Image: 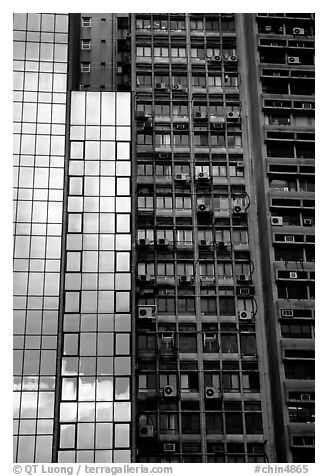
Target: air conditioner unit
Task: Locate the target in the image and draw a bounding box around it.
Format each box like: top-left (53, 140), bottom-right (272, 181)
top-left (283, 187), bottom-right (289, 191)
top-left (175, 123), bottom-right (186, 130)
top-left (197, 171), bottom-right (210, 180)
top-left (199, 239), bottom-right (209, 247)
top-left (239, 310), bottom-right (252, 320)
top-left (155, 82), bottom-right (167, 90)
top-left (174, 173), bottom-right (190, 182)
top-left (288, 56), bottom-right (300, 64)
top-left (284, 235), bottom-right (295, 243)
top-left (135, 111), bottom-right (151, 120)
top-left (237, 274), bottom-right (251, 284)
top-left (290, 272), bottom-right (298, 279)
top-left (163, 443), bottom-right (176, 452)
top-left (139, 424), bottom-right (154, 438)
top-left (205, 387), bottom-right (220, 399)
top-left (271, 216), bottom-right (283, 226)
top-left (211, 55), bottom-right (222, 62)
top-left (237, 287), bottom-right (253, 296)
top-left (265, 25), bottom-right (273, 32)
top-left (300, 393), bottom-right (311, 401)
top-left (227, 55), bottom-right (238, 62)
top-left (211, 122), bottom-right (224, 130)
top-left (157, 152), bottom-right (170, 159)
top-left (233, 205), bottom-right (245, 214)
top-left (227, 111), bottom-right (240, 120)
top-left (157, 238), bottom-right (168, 246)
top-left (293, 27), bottom-right (305, 36)
top-left (216, 241), bottom-right (229, 249)
top-left (138, 275), bottom-right (151, 282)
top-left (236, 161), bottom-right (244, 168)
top-left (303, 218), bottom-right (312, 226)
top-left (281, 309), bottom-right (294, 318)
top-left (198, 203), bottom-right (209, 212)
top-left (302, 103), bottom-right (313, 109)
top-left (193, 112), bottom-right (206, 119)
top-left (163, 385), bottom-right (177, 397)
top-left (138, 306), bottom-right (156, 319)
top-left (138, 238), bottom-right (150, 246)
top-left (173, 84), bottom-right (183, 91)
top-left (179, 275), bottom-right (193, 284)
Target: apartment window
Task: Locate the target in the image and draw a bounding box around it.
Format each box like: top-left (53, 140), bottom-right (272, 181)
top-left (192, 75), bottom-right (206, 87)
top-left (81, 17), bottom-right (91, 27)
top-left (245, 413), bottom-right (263, 434)
top-left (178, 297), bottom-right (195, 314)
top-left (284, 361), bottom-right (314, 380)
top-left (136, 46), bottom-right (151, 57)
top-left (153, 47), bottom-right (169, 57)
top-left (136, 18), bottom-right (151, 30)
top-left (155, 134), bottom-right (171, 146)
top-left (81, 40), bottom-right (90, 50)
top-left (153, 18), bottom-right (168, 31)
top-left (225, 413), bottom-right (243, 434)
top-left (137, 134), bottom-right (153, 145)
top-left (156, 196), bottom-right (173, 210)
top-left (170, 19), bottom-right (185, 31)
top-left (208, 76), bottom-right (222, 87)
top-left (206, 413), bottom-right (223, 434)
top-left (181, 414), bottom-right (200, 434)
top-left (138, 334), bottom-right (156, 351)
top-left (191, 47), bottom-right (206, 59)
top-left (200, 297), bottom-right (216, 314)
top-left (137, 75), bottom-right (152, 87)
top-left (222, 372), bottom-right (240, 392)
top-left (159, 413), bottom-right (178, 434)
top-left (195, 133), bottom-right (208, 147)
top-left (281, 323), bottom-right (312, 339)
top-left (205, 19), bottom-right (220, 31)
top-left (171, 47), bottom-right (186, 58)
top-left (179, 333), bottom-right (197, 353)
top-left (173, 134), bottom-right (189, 146)
top-left (172, 104), bottom-right (188, 116)
top-left (80, 63), bottom-right (90, 73)
top-left (190, 19), bottom-right (204, 30)
top-left (277, 283), bottom-right (308, 299)
top-left (221, 334), bottom-right (238, 353)
top-left (175, 196), bottom-right (191, 210)
top-left (137, 164), bottom-right (153, 176)
top-left (137, 196), bottom-right (153, 210)
top-left (206, 47), bottom-right (221, 57)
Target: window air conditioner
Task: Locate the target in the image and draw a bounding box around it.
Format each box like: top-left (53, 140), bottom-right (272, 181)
top-left (138, 306), bottom-right (156, 319)
top-left (233, 205), bottom-right (245, 214)
top-left (138, 238), bottom-right (150, 246)
top-left (197, 171), bottom-right (210, 180)
top-left (179, 275), bottom-right (193, 284)
top-left (198, 203), bottom-right (209, 212)
top-left (239, 310), bottom-right (252, 320)
top-left (288, 56), bottom-right (301, 64)
top-left (205, 387), bottom-right (220, 399)
top-left (199, 239), bottom-right (209, 247)
top-left (211, 55), bottom-right (222, 62)
top-left (138, 275), bottom-right (151, 282)
top-left (163, 385), bottom-right (177, 397)
top-left (236, 161), bottom-right (244, 168)
top-left (284, 235), bottom-right (295, 242)
top-left (155, 82), bottom-right (167, 90)
top-left (194, 112), bottom-right (206, 119)
top-left (271, 216), bottom-right (283, 226)
top-left (227, 55), bottom-right (238, 62)
top-left (289, 272), bottom-right (298, 279)
top-left (173, 84), bottom-right (183, 91)
top-left (157, 238), bottom-right (168, 246)
top-left (237, 274), bottom-right (251, 283)
top-left (163, 443), bottom-right (176, 452)
top-left (139, 424), bottom-right (155, 438)
top-left (175, 123), bottom-right (186, 130)
top-left (293, 27), bottom-right (305, 36)
top-left (300, 393), bottom-right (311, 401)
top-left (227, 111), bottom-right (240, 120)
top-left (281, 309), bottom-right (294, 318)
top-left (303, 218), bottom-right (312, 226)
top-left (237, 287), bottom-right (253, 296)
top-left (174, 173), bottom-right (190, 182)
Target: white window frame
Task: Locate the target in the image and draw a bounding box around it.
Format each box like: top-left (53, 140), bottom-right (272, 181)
top-left (81, 40), bottom-right (91, 50)
top-left (81, 63), bottom-right (91, 73)
top-left (81, 17), bottom-right (91, 27)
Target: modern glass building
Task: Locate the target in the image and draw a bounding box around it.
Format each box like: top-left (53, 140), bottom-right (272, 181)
top-left (13, 13), bottom-right (315, 463)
